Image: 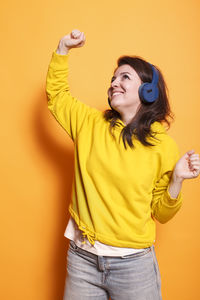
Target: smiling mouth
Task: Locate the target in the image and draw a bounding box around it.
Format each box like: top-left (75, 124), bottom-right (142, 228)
top-left (112, 92), bottom-right (124, 97)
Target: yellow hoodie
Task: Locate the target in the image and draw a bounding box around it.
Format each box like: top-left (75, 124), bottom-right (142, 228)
top-left (46, 51), bottom-right (182, 248)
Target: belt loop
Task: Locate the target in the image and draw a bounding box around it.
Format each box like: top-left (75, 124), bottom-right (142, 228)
top-left (70, 240), bottom-right (78, 249)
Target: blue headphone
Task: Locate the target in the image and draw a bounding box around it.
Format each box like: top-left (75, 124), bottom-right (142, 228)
top-left (138, 64), bottom-right (159, 104)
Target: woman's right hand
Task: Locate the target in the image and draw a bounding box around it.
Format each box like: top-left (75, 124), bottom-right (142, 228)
top-left (56, 29), bottom-right (86, 55)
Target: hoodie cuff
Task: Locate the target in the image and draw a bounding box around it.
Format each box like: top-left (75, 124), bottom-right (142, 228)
top-left (165, 185), bottom-right (182, 206)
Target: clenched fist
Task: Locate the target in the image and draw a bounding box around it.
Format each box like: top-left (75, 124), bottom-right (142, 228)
top-left (172, 150), bottom-right (200, 181)
top-left (56, 29), bottom-right (86, 55)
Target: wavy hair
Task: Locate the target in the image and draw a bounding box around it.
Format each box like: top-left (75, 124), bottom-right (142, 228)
top-left (104, 56), bottom-right (174, 149)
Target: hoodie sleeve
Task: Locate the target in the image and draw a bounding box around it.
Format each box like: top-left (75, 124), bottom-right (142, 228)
top-left (151, 136), bottom-right (183, 223)
top-left (45, 51), bottom-right (100, 141)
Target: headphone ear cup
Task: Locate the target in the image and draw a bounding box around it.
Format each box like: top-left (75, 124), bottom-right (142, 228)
top-left (138, 83), bottom-right (148, 103)
top-left (139, 82), bottom-right (159, 104)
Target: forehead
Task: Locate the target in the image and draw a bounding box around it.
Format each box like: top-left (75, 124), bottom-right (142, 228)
top-left (114, 64), bottom-right (136, 76)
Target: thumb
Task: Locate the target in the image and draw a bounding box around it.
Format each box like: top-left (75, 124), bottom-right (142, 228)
top-left (71, 29), bottom-right (82, 38)
top-left (72, 32), bottom-right (85, 46)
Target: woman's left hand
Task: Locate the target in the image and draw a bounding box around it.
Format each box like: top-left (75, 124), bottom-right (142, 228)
top-left (173, 150), bottom-right (200, 182)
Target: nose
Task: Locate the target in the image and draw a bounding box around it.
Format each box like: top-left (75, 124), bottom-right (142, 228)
top-left (111, 77), bottom-right (120, 88)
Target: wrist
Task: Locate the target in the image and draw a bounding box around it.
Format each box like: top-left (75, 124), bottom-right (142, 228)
top-left (56, 40), bottom-right (69, 55)
top-left (171, 174), bottom-right (184, 184)
top-left (168, 175), bottom-right (183, 199)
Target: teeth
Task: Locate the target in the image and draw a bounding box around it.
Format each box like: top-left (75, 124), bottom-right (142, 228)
top-left (112, 92), bottom-right (123, 96)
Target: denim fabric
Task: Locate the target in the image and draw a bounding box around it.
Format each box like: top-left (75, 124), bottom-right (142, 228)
top-left (63, 240), bottom-right (162, 300)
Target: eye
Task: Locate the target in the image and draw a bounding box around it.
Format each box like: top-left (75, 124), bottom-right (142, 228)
top-left (111, 76), bottom-right (115, 83)
top-left (122, 74), bottom-right (130, 80)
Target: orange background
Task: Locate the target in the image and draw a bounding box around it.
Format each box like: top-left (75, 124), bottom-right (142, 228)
top-left (1, 0), bottom-right (200, 299)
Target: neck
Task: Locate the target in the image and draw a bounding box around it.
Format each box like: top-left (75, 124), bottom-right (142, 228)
top-left (121, 114), bottom-right (134, 125)
top-left (120, 105), bottom-right (141, 125)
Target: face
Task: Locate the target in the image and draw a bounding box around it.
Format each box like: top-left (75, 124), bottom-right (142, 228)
top-left (107, 64), bottom-right (142, 117)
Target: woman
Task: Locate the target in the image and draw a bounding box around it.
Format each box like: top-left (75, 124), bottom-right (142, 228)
top-left (46, 29), bottom-right (200, 300)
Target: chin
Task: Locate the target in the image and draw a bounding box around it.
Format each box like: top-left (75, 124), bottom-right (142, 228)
top-left (110, 99), bottom-right (123, 110)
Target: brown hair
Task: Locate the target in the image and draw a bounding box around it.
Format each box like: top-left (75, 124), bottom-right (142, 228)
top-left (104, 55), bottom-right (173, 149)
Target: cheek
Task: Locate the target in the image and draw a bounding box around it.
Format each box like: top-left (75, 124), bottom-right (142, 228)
top-left (131, 83), bottom-right (141, 96)
top-left (125, 89), bottom-right (141, 104)
top-left (127, 85), bottom-right (140, 98)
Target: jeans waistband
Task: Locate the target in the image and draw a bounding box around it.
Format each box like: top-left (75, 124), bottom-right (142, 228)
top-left (69, 240), bottom-right (153, 259)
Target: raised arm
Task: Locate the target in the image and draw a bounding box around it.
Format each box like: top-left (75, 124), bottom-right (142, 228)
top-left (46, 30), bottom-right (99, 141)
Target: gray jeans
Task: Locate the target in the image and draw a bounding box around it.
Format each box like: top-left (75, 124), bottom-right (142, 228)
top-left (63, 240), bottom-right (162, 300)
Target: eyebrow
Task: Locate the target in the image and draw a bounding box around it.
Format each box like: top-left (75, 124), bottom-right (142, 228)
top-left (119, 72), bottom-right (131, 75)
top-left (111, 72), bottom-right (132, 80)
top-left (113, 72), bottom-right (132, 77)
